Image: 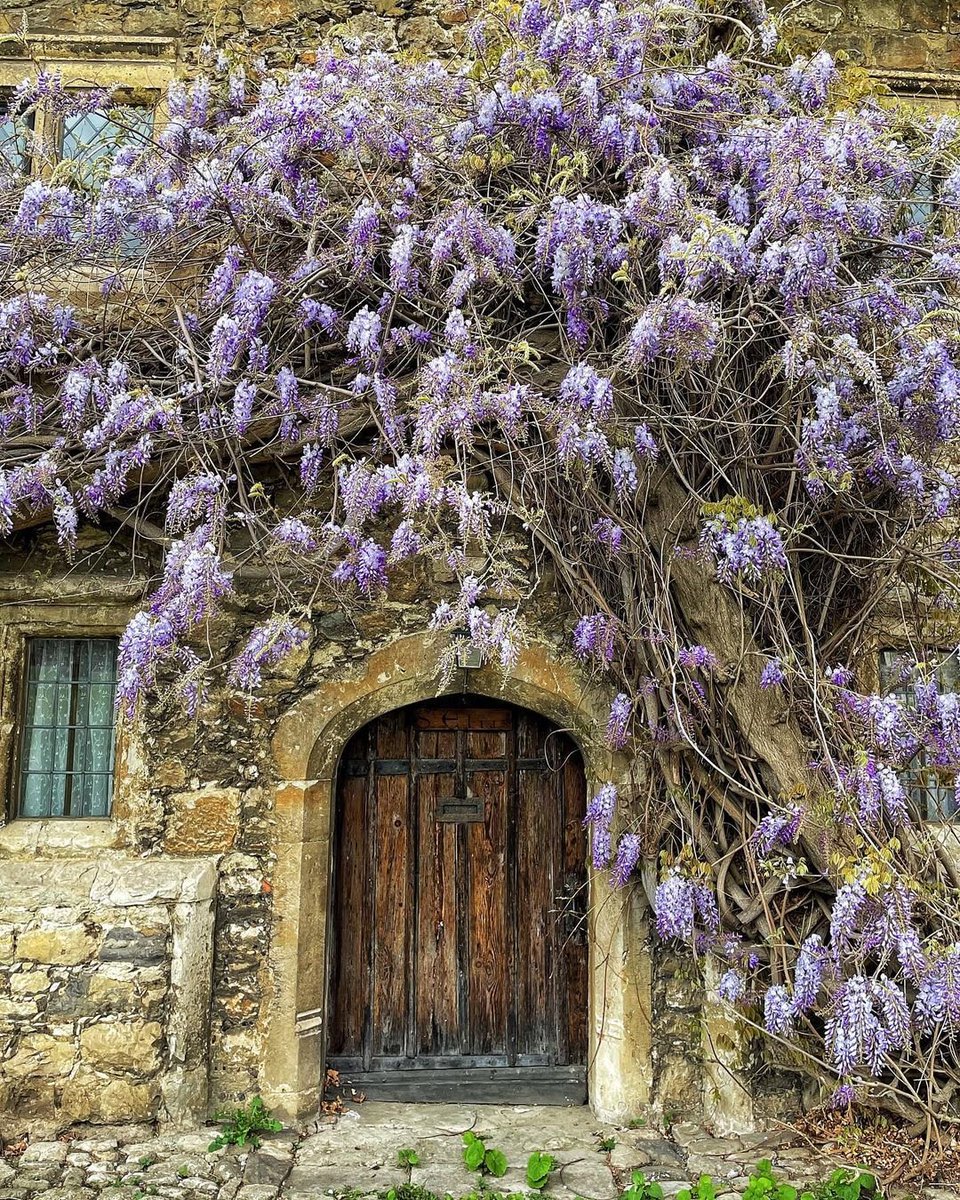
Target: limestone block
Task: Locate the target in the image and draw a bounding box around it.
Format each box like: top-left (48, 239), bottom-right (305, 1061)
top-left (10, 969), bottom-right (51, 995)
top-left (18, 926), bottom-right (98, 966)
top-left (21, 1143), bottom-right (68, 1167)
top-left (3, 1033), bottom-right (76, 1078)
top-left (99, 927), bottom-right (168, 964)
top-left (0, 926), bottom-right (14, 964)
top-left (0, 996), bottom-right (39, 1020)
top-left (59, 1072), bottom-right (156, 1123)
top-left (79, 1020), bottom-right (163, 1074)
top-left (87, 973), bottom-right (139, 1011)
top-left (164, 787), bottom-right (240, 855)
top-left (152, 759), bottom-right (188, 789)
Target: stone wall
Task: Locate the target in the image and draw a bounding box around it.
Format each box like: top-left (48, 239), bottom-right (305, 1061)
top-left (0, 857), bottom-right (215, 1132)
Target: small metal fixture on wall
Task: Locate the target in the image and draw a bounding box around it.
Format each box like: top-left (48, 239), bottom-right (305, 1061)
top-left (456, 644), bottom-right (484, 669)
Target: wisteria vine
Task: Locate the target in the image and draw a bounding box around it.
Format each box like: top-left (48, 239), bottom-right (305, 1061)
top-left (3, 0), bottom-right (960, 1149)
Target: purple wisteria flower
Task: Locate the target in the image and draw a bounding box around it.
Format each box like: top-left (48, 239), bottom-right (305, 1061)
top-left (611, 832), bottom-right (642, 886)
top-left (760, 658), bottom-right (786, 689)
top-left (825, 974), bottom-right (910, 1075)
top-left (717, 969), bottom-right (747, 1004)
top-left (605, 692), bottom-right (632, 748)
top-left (700, 506), bottom-right (787, 586)
top-left (677, 644), bottom-right (719, 671)
top-left (763, 985), bottom-right (795, 1037)
top-left (654, 871), bottom-right (719, 941)
top-left (583, 782), bottom-right (618, 869)
top-left (229, 617), bottom-right (309, 690)
top-left (792, 934), bottom-right (827, 1013)
top-left (752, 804), bottom-right (803, 856)
top-left (573, 614), bottom-right (616, 664)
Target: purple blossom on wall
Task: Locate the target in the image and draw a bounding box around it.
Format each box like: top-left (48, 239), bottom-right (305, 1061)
top-left (760, 658), bottom-right (786, 689)
top-left (700, 506), bottom-right (787, 586)
top-left (764, 985), bottom-right (795, 1037)
top-left (612, 832), bottom-right (642, 886)
top-left (229, 617), bottom-right (309, 691)
top-left (573, 613), bottom-right (616, 664)
top-left (677, 644), bottom-right (718, 671)
top-left (605, 692), bottom-right (632, 748)
top-left (655, 872), bottom-right (719, 941)
top-left (752, 804), bottom-right (803, 856)
top-left (717, 969), bottom-right (746, 1004)
top-left (825, 974), bottom-right (910, 1075)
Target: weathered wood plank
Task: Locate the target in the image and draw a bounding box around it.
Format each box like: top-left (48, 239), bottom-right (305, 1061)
top-left (465, 722), bottom-right (509, 1056)
top-left (371, 713), bottom-right (411, 1058)
top-left (415, 767), bottom-right (460, 1056)
top-left (327, 731), bottom-right (369, 1058)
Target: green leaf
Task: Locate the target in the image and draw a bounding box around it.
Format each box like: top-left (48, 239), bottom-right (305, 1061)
top-left (484, 1149), bottom-right (508, 1178)
top-left (464, 1142), bottom-right (485, 1172)
top-left (525, 1151), bottom-right (556, 1187)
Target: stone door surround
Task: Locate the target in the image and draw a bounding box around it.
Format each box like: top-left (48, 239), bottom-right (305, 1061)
top-left (265, 631), bottom-right (655, 1125)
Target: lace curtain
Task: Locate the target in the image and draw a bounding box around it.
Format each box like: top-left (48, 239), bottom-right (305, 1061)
top-left (19, 638), bottom-right (118, 818)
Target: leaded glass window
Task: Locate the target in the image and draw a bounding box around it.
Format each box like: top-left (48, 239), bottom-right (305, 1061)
top-left (880, 648), bottom-right (960, 821)
top-left (0, 104), bottom-right (30, 175)
top-left (60, 105), bottom-right (153, 187)
top-left (17, 638), bottom-right (118, 818)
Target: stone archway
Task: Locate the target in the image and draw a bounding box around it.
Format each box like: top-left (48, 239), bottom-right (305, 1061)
top-left (262, 631), bottom-right (654, 1124)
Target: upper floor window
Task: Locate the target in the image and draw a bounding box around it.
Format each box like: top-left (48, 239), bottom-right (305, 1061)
top-left (880, 647), bottom-right (959, 821)
top-left (57, 100), bottom-right (155, 188)
top-left (17, 637), bottom-right (118, 819)
top-left (0, 98), bottom-right (30, 175)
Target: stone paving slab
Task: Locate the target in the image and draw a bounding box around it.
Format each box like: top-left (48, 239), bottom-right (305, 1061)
top-left (0, 1104), bottom-right (949, 1200)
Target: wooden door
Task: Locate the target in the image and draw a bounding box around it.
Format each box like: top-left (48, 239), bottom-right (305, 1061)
top-left (326, 698), bottom-right (589, 1103)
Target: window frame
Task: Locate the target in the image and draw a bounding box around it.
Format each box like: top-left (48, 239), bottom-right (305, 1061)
top-left (0, 42), bottom-right (175, 170)
top-left (0, 39), bottom-right (178, 300)
top-left (0, 602), bottom-right (134, 837)
top-left (877, 645), bottom-right (960, 823)
top-left (12, 634), bottom-right (120, 820)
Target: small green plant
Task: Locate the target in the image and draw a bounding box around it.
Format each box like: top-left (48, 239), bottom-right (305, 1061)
top-left (137, 1155), bottom-right (156, 1169)
top-left (621, 1171), bottom-right (664, 1200)
top-left (677, 1175), bottom-right (717, 1200)
top-left (462, 1132), bottom-right (508, 1178)
top-left (525, 1152), bottom-right (556, 1191)
top-left (397, 1149), bottom-right (421, 1169)
top-left (596, 1136), bottom-right (616, 1153)
top-left (740, 1160), bottom-right (796, 1200)
top-left (383, 1185), bottom-right (435, 1200)
top-left (176, 1166), bottom-right (191, 1179)
top-left (208, 1095), bottom-right (283, 1151)
top-left (802, 1167), bottom-right (879, 1200)
top-left (627, 1117), bottom-right (646, 1130)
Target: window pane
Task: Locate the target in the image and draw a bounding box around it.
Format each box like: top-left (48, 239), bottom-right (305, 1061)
top-left (18, 638), bottom-right (118, 818)
top-left (62, 106), bottom-right (153, 185)
top-left (0, 108), bottom-right (29, 175)
top-left (880, 648), bottom-right (959, 820)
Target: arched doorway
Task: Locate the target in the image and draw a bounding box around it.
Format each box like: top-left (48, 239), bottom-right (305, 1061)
top-left (325, 695), bottom-right (589, 1103)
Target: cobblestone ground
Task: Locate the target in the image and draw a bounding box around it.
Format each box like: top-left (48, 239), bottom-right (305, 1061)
top-left (0, 1105), bottom-right (951, 1200)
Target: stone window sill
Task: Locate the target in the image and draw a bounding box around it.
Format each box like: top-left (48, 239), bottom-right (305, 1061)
top-left (0, 817), bottom-right (120, 856)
